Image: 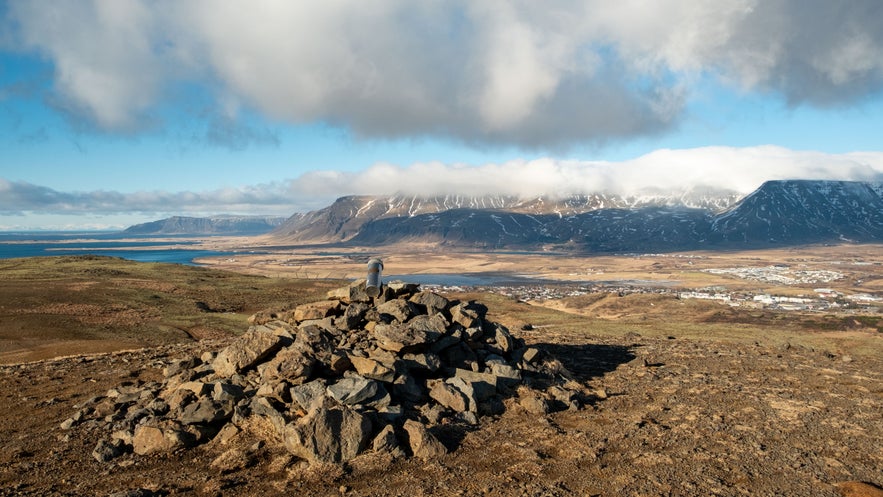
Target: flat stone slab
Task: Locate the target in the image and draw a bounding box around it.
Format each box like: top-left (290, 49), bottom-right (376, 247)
top-left (212, 326), bottom-right (287, 377)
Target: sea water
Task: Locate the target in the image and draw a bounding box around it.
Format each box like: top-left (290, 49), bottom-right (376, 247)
top-left (0, 232), bottom-right (242, 266)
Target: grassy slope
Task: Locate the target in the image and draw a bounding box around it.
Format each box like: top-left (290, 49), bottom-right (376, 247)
top-left (0, 255), bottom-right (341, 362)
top-left (456, 291), bottom-right (881, 359)
top-left (0, 255), bottom-right (878, 364)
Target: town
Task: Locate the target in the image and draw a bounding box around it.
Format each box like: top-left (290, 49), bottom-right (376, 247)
top-left (421, 262), bottom-right (882, 315)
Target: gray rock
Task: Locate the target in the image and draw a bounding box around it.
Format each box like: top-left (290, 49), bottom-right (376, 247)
top-left (457, 411), bottom-right (479, 425)
top-left (372, 424), bottom-right (400, 453)
top-left (283, 403), bottom-right (372, 463)
top-left (392, 373), bottom-right (426, 403)
top-left (123, 407), bottom-right (151, 425)
top-left (292, 300), bottom-right (341, 322)
top-left (132, 422), bottom-right (195, 455)
top-left (493, 324), bottom-right (515, 354)
top-left (521, 347), bottom-right (542, 364)
top-left (421, 403), bottom-right (447, 425)
top-left (375, 299), bottom-right (419, 323)
top-left (328, 350), bottom-right (352, 375)
top-left (450, 301), bottom-right (486, 328)
top-left (290, 380), bottom-right (327, 411)
top-left (92, 438), bottom-right (127, 462)
top-left (163, 357), bottom-right (200, 378)
top-left (376, 403), bottom-right (403, 421)
top-left (212, 326), bottom-right (287, 377)
top-left (295, 324), bottom-right (336, 366)
top-left (164, 389), bottom-right (197, 414)
top-left (464, 326), bottom-right (484, 341)
top-left (401, 352), bottom-right (441, 372)
top-left (327, 376), bottom-right (380, 405)
top-left (258, 346), bottom-right (315, 385)
top-left (341, 302), bottom-right (369, 330)
top-left (403, 419), bottom-right (447, 460)
top-left (406, 314), bottom-right (448, 342)
top-left (248, 397), bottom-right (288, 437)
top-left (111, 429), bottom-right (134, 446)
top-left (255, 381), bottom-right (289, 401)
top-left (179, 397), bottom-right (235, 425)
top-left (429, 381), bottom-right (469, 413)
top-left (445, 377), bottom-right (478, 413)
top-left (372, 323), bottom-right (428, 353)
top-left (350, 356), bottom-right (396, 383)
top-left (429, 333), bottom-right (460, 354)
top-left (297, 317), bottom-right (337, 333)
top-left (490, 363), bottom-right (522, 387)
top-left (409, 291), bottom-right (450, 316)
top-left (213, 382), bottom-right (245, 404)
top-left (519, 395), bottom-right (550, 415)
top-left (439, 342), bottom-right (478, 369)
top-left (326, 281), bottom-right (372, 304)
top-left (453, 369), bottom-right (498, 400)
top-left (176, 381), bottom-right (211, 397)
top-left (386, 281), bottom-right (420, 297)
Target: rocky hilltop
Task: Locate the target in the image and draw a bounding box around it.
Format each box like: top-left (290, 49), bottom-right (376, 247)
top-left (3, 298), bottom-right (880, 496)
top-left (268, 180), bottom-right (883, 251)
top-left (65, 280), bottom-right (583, 467)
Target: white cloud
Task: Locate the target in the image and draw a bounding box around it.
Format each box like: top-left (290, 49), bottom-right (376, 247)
top-left (289, 146), bottom-right (883, 199)
top-left (6, 0), bottom-right (882, 147)
top-left (3, 147), bottom-right (883, 224)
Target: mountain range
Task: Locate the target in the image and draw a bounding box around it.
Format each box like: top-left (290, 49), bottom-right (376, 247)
top-left (123, 215), bottom-right (286, 235)
top-left (266, 180), bottom-right (883, 251)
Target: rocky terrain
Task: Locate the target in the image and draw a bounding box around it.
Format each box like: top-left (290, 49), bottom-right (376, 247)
top-left (66, 280), bottom-right (581, 469)
top-left (1, 282), bottom-right (881, 496)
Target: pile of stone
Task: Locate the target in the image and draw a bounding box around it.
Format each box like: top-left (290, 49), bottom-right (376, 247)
top-left (67, 281), bottom-right (585, 465)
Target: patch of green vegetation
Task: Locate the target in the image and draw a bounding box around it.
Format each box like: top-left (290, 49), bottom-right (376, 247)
top-left (844, 315), bottom-right (882, 332)
top-left (0, 256), bottom-right (342, 348)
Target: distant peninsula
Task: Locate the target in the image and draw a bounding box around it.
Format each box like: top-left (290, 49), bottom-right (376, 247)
top-left (123, 215), bottom-right (286, 235)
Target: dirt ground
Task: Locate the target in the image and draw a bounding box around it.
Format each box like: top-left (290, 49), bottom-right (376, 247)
top-left (0, 324), bottom-right (880, 496)
top-left (0, 250), bottom-right (881, 496)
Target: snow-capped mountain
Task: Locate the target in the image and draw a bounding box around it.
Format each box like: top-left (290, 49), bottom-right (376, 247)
top-left (268, 181), bottom-right (883, 251)
top-left (711, 180), bottom-right (883, 244)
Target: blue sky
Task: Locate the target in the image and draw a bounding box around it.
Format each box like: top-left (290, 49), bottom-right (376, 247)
top-left (2, 1), bottom-right (883, 230)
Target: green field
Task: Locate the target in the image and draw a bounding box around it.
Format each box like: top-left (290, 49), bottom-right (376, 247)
top-left (0, 255), bottom-right (341, 362)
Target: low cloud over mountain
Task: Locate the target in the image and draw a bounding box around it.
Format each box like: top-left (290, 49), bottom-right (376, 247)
top-left (2, 147), bottom-right (882, 226)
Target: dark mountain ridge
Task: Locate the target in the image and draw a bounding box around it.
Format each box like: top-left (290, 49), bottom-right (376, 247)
top-left (270, 180), bottom-right (883, 251)
top-left (123, 215), bottom-right (286, 235)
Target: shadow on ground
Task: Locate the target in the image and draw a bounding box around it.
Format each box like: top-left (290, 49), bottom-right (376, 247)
top-left (534, 342), bottom-right (637, 382)
top-left (432, 343), bottom-right (636, 452)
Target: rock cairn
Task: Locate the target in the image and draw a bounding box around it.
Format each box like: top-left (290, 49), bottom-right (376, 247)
top-left (68, 281), bottom-right (585, 465)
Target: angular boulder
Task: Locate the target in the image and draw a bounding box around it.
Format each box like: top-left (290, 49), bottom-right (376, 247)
top-left (283, 403), bottom-right (372, 463)
top-left (212, 325), bottom-right (287, 377)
